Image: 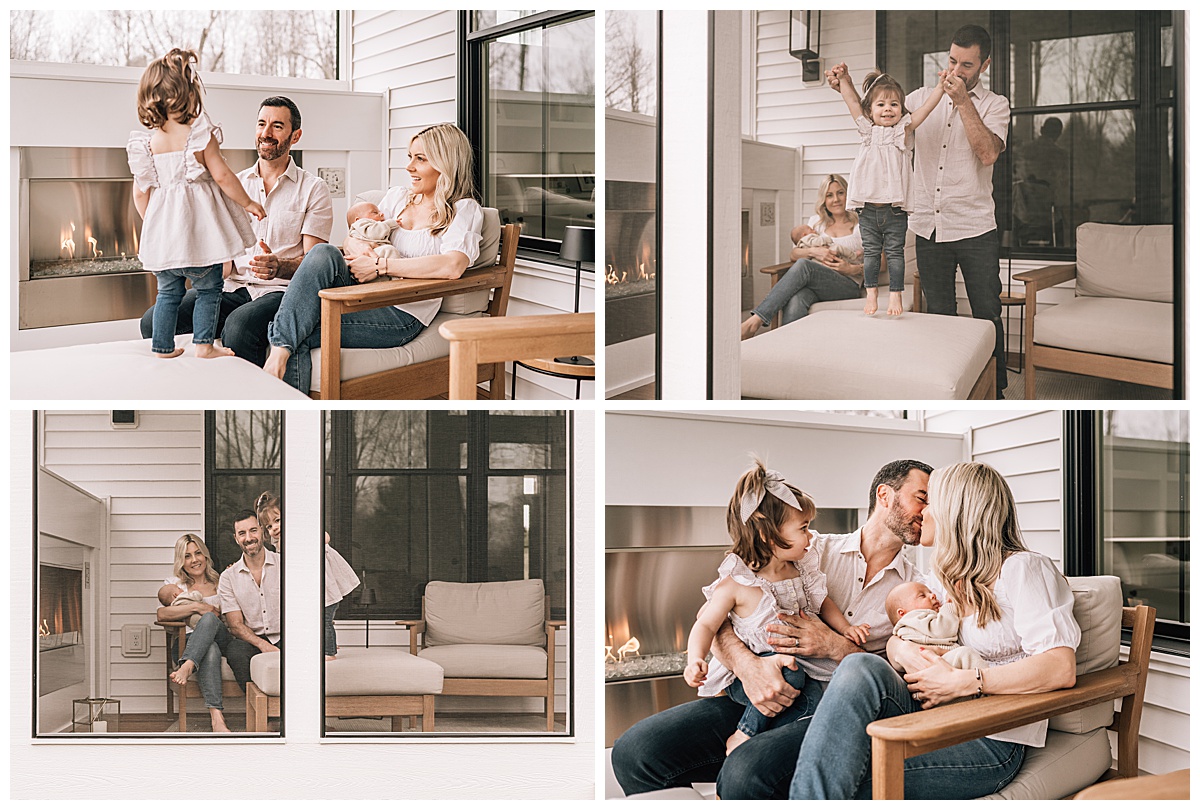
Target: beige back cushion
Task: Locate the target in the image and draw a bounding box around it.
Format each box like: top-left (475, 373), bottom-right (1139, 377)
top-left (424, 579), bottom-right (545, 647)
top-left (352, 190), bottom-right (502, 314)
top-left (1075, 223), bottom-right (1173, 303)
top-left (1047, 575), bottom-right (1122, 734)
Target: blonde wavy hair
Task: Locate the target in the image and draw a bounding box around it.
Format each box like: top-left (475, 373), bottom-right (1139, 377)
top-left (814, 174), bottom-right (859, 230)
top-left (725, 456), bottom-right (817, 572)
top-left (929, 462), bottom-right (1029, 627)
top-left (172, 533), bottom-right (220, 588)
top-left (137, 48), bottom-right (205, 129)
top-left (410, 123), bottom-right (479, 237)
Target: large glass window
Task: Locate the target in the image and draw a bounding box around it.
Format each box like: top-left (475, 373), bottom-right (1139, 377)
top-left (205, 411), bottom-right (283, 570)
top-left (464, 11), bottom-right (595, 254)
top-left (10, 10), bottom-right (339, 79)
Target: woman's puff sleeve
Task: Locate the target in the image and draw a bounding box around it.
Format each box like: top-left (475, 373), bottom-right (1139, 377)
top-left (1008, 552), bottom-right (1081, 657)
top-left (440, 198), bottom-right (484, 266)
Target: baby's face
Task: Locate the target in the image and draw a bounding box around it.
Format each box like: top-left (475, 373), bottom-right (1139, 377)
top-left (900, 584), bottom-right (941, 614)
top-left (357, 204), bottom-right (385, 222)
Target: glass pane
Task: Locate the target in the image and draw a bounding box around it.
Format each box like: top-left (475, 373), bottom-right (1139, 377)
top-left (351, 411), bottom-right (430, 470)
top-left (1009, 12), bottom-right (1135, 106)
top-left (487, 474), bottom-right (567, 615)
top-left (484, 15), bottom-right (595, 242)
top-left (605, 10), bottom-right (657, 115)
top-left (212, 410), bottom-right (282, 469)
top-left (489, 411), bottom-right (566, 469)
top-left (210, 472), bottom-right (281, 568)
top-left (472, 10), bottom-right (545, 32)
top-left (10, 10), bottom-right (338, 80)
top-left (883, 11), bottom-right (989, 100)
top-left (1100, 411), bottom-right (1189, 627)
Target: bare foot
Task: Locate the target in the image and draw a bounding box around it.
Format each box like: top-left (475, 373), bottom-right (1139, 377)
top-left (155, 348), bottom-right (185, 359)
top-left (210, 709), bottom-right (231, 733)
top-left (325, 654), bottom-right (337, 661)
top-left (887, 291), bottom-right (904, 316)
top-left (726, 729), bottom-right (750, 755)
top-left (196, 344), bottom-right (235, 359)
top-left (741, 316), bottom-right (763, 341)
top-left (864, 288), bottom-right (879, 316)
top-left (263, 346), bottom-right (291, 380)
top-left (171, 659), bottom-right (195, 686)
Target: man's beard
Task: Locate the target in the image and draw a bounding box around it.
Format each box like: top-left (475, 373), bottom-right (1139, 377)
top-left (258, 139), bottom-right (288, 161)
top-left (885, 504), bottom-right (921, 546)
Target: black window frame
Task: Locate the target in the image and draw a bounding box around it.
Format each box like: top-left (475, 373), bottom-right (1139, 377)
top-left (458, 10), bottom-right (597, 261)
top-left (203, 411), bottom-right (285, 572)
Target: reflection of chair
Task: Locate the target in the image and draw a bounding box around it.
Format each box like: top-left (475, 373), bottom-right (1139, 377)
top-left (156, 619), bottom-right (241, 732)
top-left (440, 312), bottom-right (595, 400)
top-left (313, 194), bottom-right (520, 399)
top-left (1015, 223), bottom-right (1173, 399)
top-left (397, 579), bottom-right (564, 731)
top-left (869, 577), bottom-right (1155, 799)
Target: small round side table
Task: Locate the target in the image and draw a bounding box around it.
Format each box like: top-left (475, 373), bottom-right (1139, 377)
top-left (512, 357), bottom-right (595, 400)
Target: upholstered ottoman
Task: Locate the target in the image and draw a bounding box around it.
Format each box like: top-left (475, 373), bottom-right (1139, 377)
top-left (741, 310), bottom-right (996, 400)
top-left (246, 648), bottom-right (445, 732)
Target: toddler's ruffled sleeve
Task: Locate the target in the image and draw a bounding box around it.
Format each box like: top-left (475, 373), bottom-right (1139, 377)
top-left (795, 550), bottom-right (829, 614)
top-left (126, 131), bottom-right (158, 192)
top-left (701, 553), bottom-right (761, 601)
top-left (439, 199), bottom-right (484, 266)
top-left (855, 115), bottom-right (874, 143)
top-left (184, 111), bottom-right (220, 182)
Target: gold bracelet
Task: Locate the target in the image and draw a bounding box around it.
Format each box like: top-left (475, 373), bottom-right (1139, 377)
top-left (974, 667), bottom-right (985, 698)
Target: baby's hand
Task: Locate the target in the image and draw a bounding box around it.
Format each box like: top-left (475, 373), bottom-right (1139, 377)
top-left (683, 659), bottom-right (708, 688)
top-left (843, 624), bottom-right (871, 645)
top-left (246, 201), bottom-right (267, 221)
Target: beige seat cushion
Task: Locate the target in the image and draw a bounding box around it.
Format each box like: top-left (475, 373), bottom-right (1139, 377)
top-left (326, 647), bottom-right (444, 695)
top-left (419, 644), bottom-right (548, 679)
top-left (741, 310), bottom-right (993, 399)
top-left (982, 726), bottom-right (1113, 800)
top-left (249, 651), bottom-right (282, 696)
top-left (425, 579), bottom-right (546, 647)
top-left (1075, 222), bottom-right (1172, 302)
top-left (1033, 297), bottom-right (1171, 364)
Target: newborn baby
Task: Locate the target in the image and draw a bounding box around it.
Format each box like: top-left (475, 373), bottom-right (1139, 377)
top-left (346, 201), bottom-right (401, 259)
top-left (885, 581), bottom-right (987, 674)
top-left (796, 231), bottom-right (860, 263)
top-left (170, 590), bottom-right (208, 629)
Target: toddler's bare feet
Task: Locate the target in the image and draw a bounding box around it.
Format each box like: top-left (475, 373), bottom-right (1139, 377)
top-left (196, 344), bottom-right (235, 359)
top-left (741, 316), bottom-right (763, 341)
top-left (325, 654), bottom-right (337, 661)
top-left (156, 348), bottom-right (185, 359)
top-left (887, 291), bottom-right (904, 316)
top-left (171, 660), bottom-right (195, 686)
top-left (864, 288), bottom-right (879, 316)
top-left (263, 346), bottom-right (290, 380)
top-left (726, 729), bottom-right (750, 755)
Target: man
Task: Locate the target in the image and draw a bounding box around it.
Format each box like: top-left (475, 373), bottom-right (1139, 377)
top-left (140, 96), bottom-right (334, 366)
top-left (612, 460), bottom-right (933, 799)
top-left (833, 25), bottom-right (1010, 397)
top-left (217, 509), bottom-right (282, 693)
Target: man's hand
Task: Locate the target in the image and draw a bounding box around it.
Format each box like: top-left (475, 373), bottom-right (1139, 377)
top-left (258, 641), bottom-right (281, 654)
top-left (249, 241), bottom-right (280, 280)
top-left (767, 610), bottom-right (859, 660)
top-left (737, 652), bottom-right (801, 717)
top-left (943, 72), bottom-right (970, 106)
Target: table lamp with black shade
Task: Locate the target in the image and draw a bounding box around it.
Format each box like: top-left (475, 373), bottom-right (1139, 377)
top-left (355, 576), bottom-right (378, 649)
top-left (557, 225), bottom-right (595, 366)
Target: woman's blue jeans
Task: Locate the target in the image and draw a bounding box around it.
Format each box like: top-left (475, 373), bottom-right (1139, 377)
top-left (750, 258), bottom-right (863, 327)
top-left (179, 611), bottom-right (232, 710)
top-left (266, 244), bottom-right (425, 392)
top-left (789, 653), bottom-right (1024, 799)
top-left (151, 263), bottom-right (224, 353)
top-left (858, 205), bottom-right (908, 292)
top-left (324, 601), bottom-right (340, 657)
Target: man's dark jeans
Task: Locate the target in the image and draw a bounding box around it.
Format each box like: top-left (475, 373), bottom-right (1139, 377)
top-left (226, 634), bottom-right (282, 693)
top-left (915, 230), bottom-right (1007, 394)
top-left (139, 287), bottom-right (283, 367)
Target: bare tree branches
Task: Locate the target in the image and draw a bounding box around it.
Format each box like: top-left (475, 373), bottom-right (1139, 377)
top-left (605, 11), bottom-right (655, 115)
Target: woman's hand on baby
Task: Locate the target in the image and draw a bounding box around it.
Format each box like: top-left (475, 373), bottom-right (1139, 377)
top-left (903, 648), bottom-right (972, 708)
top-left (245, 201), bottom-right (266, 221)
top-left (347, 253), bottom-right (386, 283)
top-left (683, 659), bottom-right (708, 688)
top-left (842, 623), bottom-right (871, 645)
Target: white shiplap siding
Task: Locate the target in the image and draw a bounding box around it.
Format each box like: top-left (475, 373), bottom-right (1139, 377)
top-left (42, 410), bottom-right (206, 714)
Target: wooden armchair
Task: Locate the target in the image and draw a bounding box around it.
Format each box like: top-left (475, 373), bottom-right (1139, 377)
top-left (155, 619), bottom-right (241, 732)
top-left (440, 312), bottom-right (595, 399)
top-left (314, 211), bottom-right (520, 399)
top-left (868, 598), bottom-right (1156, 800)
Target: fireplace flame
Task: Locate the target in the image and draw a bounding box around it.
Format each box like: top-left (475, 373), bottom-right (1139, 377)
top-left (616, 636), bottom-right (641, 662)
top-left (60, 221), bottom-right (77, 260)
top-left (38, 619), bottom-right (50, 637)
top-left (87, 236), bottom-right (101, 259)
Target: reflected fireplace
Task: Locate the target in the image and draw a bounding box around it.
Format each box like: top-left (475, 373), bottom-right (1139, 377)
top-left (38, 564), bottom-right (85, 697)
top-left (605, 179), bottom-right (656, 346)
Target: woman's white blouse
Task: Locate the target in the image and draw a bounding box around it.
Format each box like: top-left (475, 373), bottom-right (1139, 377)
top-left (956, 551), bottom-right (1081, 747)
top-left (376, 187), bottom-right (484, 325)
top-left (162, 576), bottom-right (220, 635)
top-left (807, 214), bottom-right (864, 260)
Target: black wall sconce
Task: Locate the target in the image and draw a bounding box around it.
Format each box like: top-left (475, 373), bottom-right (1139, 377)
top-left (789, 11), bottom-right (822, 83)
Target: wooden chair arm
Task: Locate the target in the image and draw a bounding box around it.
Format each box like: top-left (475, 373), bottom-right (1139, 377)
top-left (395, 619), bottom-right (426, 656)
top-left (868, 664), bottom-right (1140, 799)
top-left (759, 261), bottom-right (793, 283)
top-left (154, 620), bottom-right (188, 629)
top-left (1013, 262), bottom-right (1077, 292)
top-left (547, 619), bottom-right (567, 628)
top-left (318, 265), bottom-right (505, 315)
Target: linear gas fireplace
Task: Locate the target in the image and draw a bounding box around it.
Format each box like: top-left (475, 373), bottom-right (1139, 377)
top-left (38, 564), bottom-right (85, 697)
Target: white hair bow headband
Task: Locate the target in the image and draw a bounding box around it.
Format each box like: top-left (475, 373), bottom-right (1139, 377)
top-left (740, 468), bottom-right (803, 524)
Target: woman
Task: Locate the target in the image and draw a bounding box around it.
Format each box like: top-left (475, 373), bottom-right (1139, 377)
top-left (156, 533), bottom-right (233, 733)
top-left (788, 462), bottom-right (1079, 799)
top-left (263, 123), bottom-right (484, 391)
top-left (740, 174), bottom-right (865, 340)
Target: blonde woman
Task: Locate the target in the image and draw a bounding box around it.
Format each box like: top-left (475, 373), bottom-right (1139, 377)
top-left (741, 174), bottom-right (865, 339)
top-left (263, 122), bottom-right (484, 391)
top-left (789, 462), bottom-right (1079, 799)
top-left (155, 533), bottom-right (233, 733)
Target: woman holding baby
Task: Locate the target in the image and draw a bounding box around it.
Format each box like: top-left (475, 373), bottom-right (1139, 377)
top-left (787, 462), bottom-right (1079, 799)
top-left (740, 173), bottom-right (866, 340)
top-left (155, 533), bottom-right (232, 733)
top-left (262, 122), bottom-right (484, 392)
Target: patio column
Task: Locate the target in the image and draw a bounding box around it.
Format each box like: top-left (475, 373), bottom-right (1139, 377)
top-left (660, 10), bottom-right (743, 400)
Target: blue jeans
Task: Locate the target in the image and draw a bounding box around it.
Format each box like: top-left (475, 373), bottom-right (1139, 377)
top-left (324, 601), bottom-right (340, 657)
top-left (725, 653), bottom-right (810, 737)
top-left (789, 654), bottom-right (1024, 799)
top-left (611, 675), bottom-right (825, 799)
top-left (141, 286), bottom-right (283, 367)
top-left (151, 263), bottom-right (223, 353)
top-left (915, 230), bottom-right (1007, 393)
top-left (858, 205), bottom-right (907, 292)
top-left (179, 612), bottom-right (232, 710)
top-left (266, 244), bottom-right (425, 392)
top-left (751, 258), bottom-right (863, 327)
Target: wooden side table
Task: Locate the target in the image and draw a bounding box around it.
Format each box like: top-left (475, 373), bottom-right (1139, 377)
top-left (512, 357), bottom-right (595, 400)
top-left (1073, 768), bottom-right (1189, 800)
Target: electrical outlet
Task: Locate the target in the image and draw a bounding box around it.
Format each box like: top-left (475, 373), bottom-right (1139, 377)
top-left (760, 202), bottom-right (775, 226)
top-left (122, 624), bottom-right (150, 657)
top-left (318, 167), bottom-right (346, 199)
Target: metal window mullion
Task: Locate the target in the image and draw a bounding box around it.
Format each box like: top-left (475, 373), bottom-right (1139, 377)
top-left (466, 11), bottom-right (590, 43)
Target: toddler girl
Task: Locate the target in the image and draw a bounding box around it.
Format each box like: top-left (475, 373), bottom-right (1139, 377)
top-left (832, 65), bottom-right (945, 316)
top-left (127, 48), bottom-right (265, 359)
top-left (684, 459), bottom-right (869, 755)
